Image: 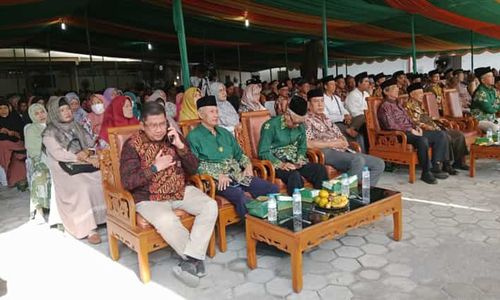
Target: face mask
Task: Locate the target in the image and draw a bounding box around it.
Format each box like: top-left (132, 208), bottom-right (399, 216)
top-left (91, 103), bottom-right (104, 115)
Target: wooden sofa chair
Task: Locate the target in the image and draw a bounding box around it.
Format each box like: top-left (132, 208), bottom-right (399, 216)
top-left (423, 91), bottom-right (479, 147)
top-left (442, 89), bottom-right (480, 146)
top-left (179, 119), bottom-right (270, 252)
top-left (365, 97), bottom-right (419, 183)
top-left (99, 124), bottom-right (216, 283)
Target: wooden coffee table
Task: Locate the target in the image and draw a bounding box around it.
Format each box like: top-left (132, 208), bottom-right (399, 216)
top-left (469, 144), bottom-right (500, 177)
top-left (245, 188), bottom-right (402, 293)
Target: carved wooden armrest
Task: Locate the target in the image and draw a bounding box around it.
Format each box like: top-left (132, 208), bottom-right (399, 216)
top-left (102, 181), bottom-right (137, 229)
top-left (348, 141), bottom-right (362, 153)
top-left (306, 149), bottom-right (320, 163)
top-left (307, 148), bottom-right (324, 164)
top-left (189, 174), bottom-right (216, 199)
top-left (251, 158), bottom-right (275, 183)
top-left (446, 117), bottom-right (476, 131)
top-left (376, 130), bottom-right (408, 150)
top-left (250, 160), bottom-right (268, 180)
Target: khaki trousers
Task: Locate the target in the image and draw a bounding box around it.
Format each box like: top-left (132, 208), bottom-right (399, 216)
top-left (136, 186), bottom-right (218, 260)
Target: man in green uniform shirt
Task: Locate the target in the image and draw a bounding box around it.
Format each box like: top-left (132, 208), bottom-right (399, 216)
top-left (258, 95), bottom-right (328, 195)
top-left (471, 67), bottom-right (500, 132)
top-left (187, 95), bottom-right (279, 217)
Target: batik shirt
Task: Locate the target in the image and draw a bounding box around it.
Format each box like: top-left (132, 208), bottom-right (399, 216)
top-left (187, 124), bottom-right (252, 185)
top-left (471, 84), bottom-right (500, 121)
top-left (304, 112), bottom-right (348, 151)
top-left (403, 98), bottom-right (440, 131)
top-left (426, 83), bottom-right (445, 110)
top-left (378, 99), bottom-right (415, 132)
top-left (258, 115), bottom-right (308, 168)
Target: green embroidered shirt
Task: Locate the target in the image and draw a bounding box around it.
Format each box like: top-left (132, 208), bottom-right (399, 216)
top-left (258, 115), bottom-right (308, 167)
top-left (187, 124), bottom-right (251, 184)
top-left (471, 84), bottom-right (500, 121)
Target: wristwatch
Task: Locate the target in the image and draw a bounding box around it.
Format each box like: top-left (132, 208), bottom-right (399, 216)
top-left (150, 164), bottom-right (158, 173)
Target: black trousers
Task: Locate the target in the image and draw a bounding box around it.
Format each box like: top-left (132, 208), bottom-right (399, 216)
top-left (406, 130), bottom-right (449, 173)
top-left (275, 163), bottom-right (328, 195)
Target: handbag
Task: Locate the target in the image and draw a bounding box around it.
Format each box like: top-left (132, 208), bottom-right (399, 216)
top-left (58, 138), bottom-right (99, 175)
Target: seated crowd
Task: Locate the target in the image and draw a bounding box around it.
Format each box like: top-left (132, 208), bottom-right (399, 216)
top-left (0, 65), bottom-right (498, 286)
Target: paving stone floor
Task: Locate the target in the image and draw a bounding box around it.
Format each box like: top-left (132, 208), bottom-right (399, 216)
top-left (1, 161), bottom-right (500, 299)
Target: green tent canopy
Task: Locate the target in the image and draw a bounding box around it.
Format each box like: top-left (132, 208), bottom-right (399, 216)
top-left (0, 0), bottom-right (498, 71)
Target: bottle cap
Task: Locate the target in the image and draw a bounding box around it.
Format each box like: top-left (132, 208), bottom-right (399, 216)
top-left (293, 188), bottom-right (300, 193)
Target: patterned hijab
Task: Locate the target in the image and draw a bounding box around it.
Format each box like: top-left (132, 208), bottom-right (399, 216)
top-left (65, 92), bottom-right (87, 124)
top-left (43, 96), bottom-right (93, 153)
top-left (240, 83), bottom-right (265, 112)
top-left (209, 82), bottom-right (239, 128)
top-left (179, 87), bottom-right (201, 121)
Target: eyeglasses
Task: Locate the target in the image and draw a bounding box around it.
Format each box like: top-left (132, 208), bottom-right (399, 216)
top-left (143, 121), bottom-right (167, 130)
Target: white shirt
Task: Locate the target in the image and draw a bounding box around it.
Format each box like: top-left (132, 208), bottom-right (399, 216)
top-left (324, 93), bottom-right (349, 123)
top-left (345, 88), bottom-right (369, 117)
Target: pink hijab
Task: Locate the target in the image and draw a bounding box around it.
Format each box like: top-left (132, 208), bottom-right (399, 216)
top-left (87, 94), bottom-right (106, 136)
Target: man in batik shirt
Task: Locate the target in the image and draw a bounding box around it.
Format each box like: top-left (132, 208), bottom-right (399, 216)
top-left (259, 96), bottom-right (328, 195)
top-left (403, 83), bottom-right (468, 172)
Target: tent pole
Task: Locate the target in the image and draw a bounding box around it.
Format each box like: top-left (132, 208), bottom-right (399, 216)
top-left (84, 9), bottom-right (95, 91)
top-left (269, 68), bottom-right (272, 81)
top-left (321, 0), bottom-right (328, 77)
top-left (13, 49), bottom-right (20, 94)
top-left (345, 59), bottom-right (348, 75)
top-left (335, 61), bottom-right (339, 76)
top-left (470, 30), bottom-right (474, 70)
top-left (411, 14), bottom-right (417, 73)
top-left (284, 41), bottom-right (289, 77)
top-left (23, 45), bottom-right (28, 93)
top-left (46, 33), bottom-right (56, 91)
top-left (74, 63), bottom-right (79, 93)
top-left (102, 56), bottom-right (107, 88)
top-left (237, 45), bottom-right (242, 85)
top-left (173, 0), bottom-right (190, 87)
top-left (115, 61), bottom-right (119, 87)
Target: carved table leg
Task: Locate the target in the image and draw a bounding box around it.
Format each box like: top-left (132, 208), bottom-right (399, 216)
top-left (393, 208), bottom-right (403, 241)
top-left (246, 221), bottom-right (257, 269)
top-left (290, 246), bottom-right (303, 293)
top-left (469, 146), bottom-right (476, 177)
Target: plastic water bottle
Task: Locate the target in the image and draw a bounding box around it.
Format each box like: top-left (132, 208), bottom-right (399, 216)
top-left (341, 173), bottom-right (350, 198)
top-left (486, 129), bottom-right (493, 143)
top-left (362, 166), bottom-right (370, 204)
top-left (292, 188), bottom-right (302, 217)
top-left (496, 129), bottom-right (500, 145)
top-left (267, 194), bottom-right (277, 223)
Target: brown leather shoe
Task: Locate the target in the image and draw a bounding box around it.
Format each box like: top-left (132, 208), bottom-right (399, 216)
top-left (87, 233), bottom-right (101, 244)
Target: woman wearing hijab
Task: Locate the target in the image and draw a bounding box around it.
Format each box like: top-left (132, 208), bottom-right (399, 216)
top-left (65, 92), bottom-right (88, 124)
top-left (24, 104), bottom-right (57, 224)
top-left (209, 82), bottom-right (240, 135)
top-left (179, 87), bottom-right (201, 121)
top-left (87, 94), bottom-right (106, 136)
top-left (98, 95), bottom-right (140, 144)
top-left (42, 96), bottom-right (106, 244)
top-left (239, 83), bottom-right (266, 113)
top-left (103, 87), bottom-right (118, 108)
top-left (148, 89), bottom-right (177, 119)
top-left (174, 86), bottom-right (184, 121)
top-left (124, 91), bottom-right (141, 119)
top-left (0, 99), bottom-right (27, 190)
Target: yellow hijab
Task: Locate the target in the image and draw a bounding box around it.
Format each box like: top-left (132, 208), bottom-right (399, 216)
top-left (179, 87), bottom-right (200, 121)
